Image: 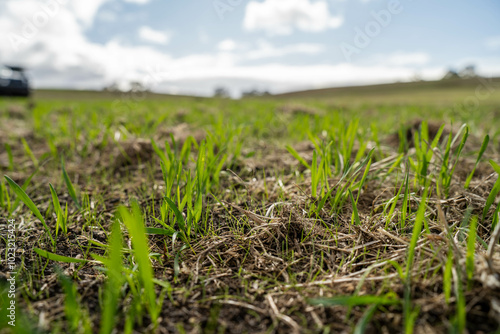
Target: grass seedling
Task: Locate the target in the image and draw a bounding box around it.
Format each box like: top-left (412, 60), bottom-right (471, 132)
top-left (96, 222), bottom-right (124, 334)
top-left (0, 177), bottom-right (10, 211)
top-left (8, 163), bottom-right (42, 215)
top-left (164, 197), bottom-right (190, 243)
top-left (466, 216), bottom-right (478, 287)
top-left (21, 137), bottom-right (38, 168)
top-left (492, 202), bottom-right (500, 230)
top-left (464, 134), bottom-right (489, 189)
top-left (34, 248), bottom-right (88, 263)
top-left (401, 166), bottom-right (411, 230)
top-left (311, 151), bottom-right (322, 198)
top-left (286, 145), bottom-right (310, 170)
top-left (482, 160), bottom-right (500, 220)
top-left (5, 143), bottom-right (14, 170)
top-left (50, 183), bottom-right (68, 236)
top-left (118, 201), bottom-right (159, 325)
top-left (355, 157), bottom-right (372, 202)
top-left (404, 179), bottom-right (429, 333)
top-left (452, 269), bottom-right (467, 333)
top-left (411, 122), bottom-right (444, 187)
top-left (383, 169), bottom-right (407, 228)
top-left (62, 157), bottom-right (81, 209)
top-left (4, 175), bottom-right (55, 246)
top-left (349, 189), bottom-right (361, 225)
top-left (438, 125), bottom-right (468, 198)
top-left (308, 294), bottom-right (399, 307)
top-left (443, 250), bottom-right (453, 304)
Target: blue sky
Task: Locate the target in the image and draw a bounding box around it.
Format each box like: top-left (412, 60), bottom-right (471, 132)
top-left (0, 0), bottom-right (499, 96)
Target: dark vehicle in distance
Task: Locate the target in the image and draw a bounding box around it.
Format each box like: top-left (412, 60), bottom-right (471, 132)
top-left (0, 65), bottom-right (30, 97)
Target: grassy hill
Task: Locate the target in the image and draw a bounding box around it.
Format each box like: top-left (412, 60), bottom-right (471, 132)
top-left (33, 89), bottom-right (201, 101)
top-left (33, 77), bottom-right (500, 106)
top-left (273, 77), bottom-right (500, 105)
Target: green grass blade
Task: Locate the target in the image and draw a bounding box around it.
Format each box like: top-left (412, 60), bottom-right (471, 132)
top-left (356, 158), bottom-right (372, 203)
top-left (354, 304), bottom-right (378, 334)
top-left (34, 248), bottom-right (87, 263)
top-left (62, 157), bottom-right (81, 209)
top-left (445, 127), bottom-right (468, 196)
top-left (5, 143), bottom-right (14, 170)
top-left (492, 202), bottom-right (500, 230)
top-left (429, 124), bottom-right (445, 151)
top-left (466, 216), bottom-right (478, 286)
top-left (309, 295), bottom-right (399, 307)
top-left (444, 250), bottom-right (453, 304)
top-left (349, 189), bottom-right (361, 225)
top-left (0, 178), bottom-right (6, 210)
top-left (464, 135), bottom-right (489, 189)
top-left (405, 181), bottom-right (429, 276)
top-left (151, 139), bottom-right (168, 165)
top-left (4, 175), bottom-right (54, 244)
top-left (57, 271), bottom-right (80, 331)
top-left (49, 183), bottom-right (62, 215)
top-left (50, 183), bottom-right (66, 236)
top-left (145, 227), bottom-right (175, 236)
top-left (490, 159), bottom-right (500, 174)
top-left (21, 137), bottom-right (38, 167)
top-left (99, 222), bottom-right (124, 334)
top-left (483, 161), bottom-right (500, 220)
top-left (9, 162), bottom-right (42, 214)
top-left (118, 202), bottom-right (158, 320)
top-left (401, 166), bottom-right (410, 228)
top-left (286, 145), bottom-right (310, 170)
top-left (386, 181), bottom-right (404, 227)
top-left (164, 197), bottom-right (188, 240)
top-left (453, 271), bottom-right (467, 333)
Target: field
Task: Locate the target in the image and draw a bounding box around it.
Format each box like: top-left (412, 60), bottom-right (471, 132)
top-left (1, 77), bottom-right (500, 333)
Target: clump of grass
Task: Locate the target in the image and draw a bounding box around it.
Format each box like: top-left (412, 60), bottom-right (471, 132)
top-left (438, 125), bottom-right (468, 198)
top-left (50, 183), bottom-right (68, 236)
top-left (62, 157), bottom-right (81, 209)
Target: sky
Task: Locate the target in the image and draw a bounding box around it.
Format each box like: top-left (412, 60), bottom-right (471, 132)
top-left (0, 0), bottom-right (499, 97)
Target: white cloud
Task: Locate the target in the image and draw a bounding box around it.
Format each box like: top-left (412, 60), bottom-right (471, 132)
top-left (138, 26), bottom-right (171, 45)
top-left (166, 63), bottom-right (440, 87)
top-left (215, 39), bottom-right (324, 59)
top-left (217, 39), bottom-right (238, 52)
top-left (70, 0), bottom-right (110, 27)
top-left (154, 62), bottom-right (447, 97)
top-left (244, 0), bottom-right (343, 35)
top-left (123, 0), bottom-right (151, 4)
top-left (0, 0), bottom-right (171, 89)
top-left (247, 40), bottom-right (324, 59)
